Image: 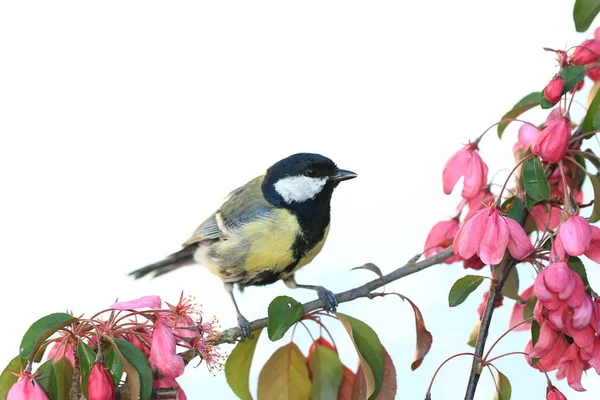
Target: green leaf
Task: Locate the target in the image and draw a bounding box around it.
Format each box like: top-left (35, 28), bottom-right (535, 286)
top-left (502, 196), bottom-right (524, 223)
top-left (52, 358), bottom-right (73, 400)
top-left (338, 314), bottom-right (384, 400)
top-left (568, 256), bottom-right (591, 290)
top-left (113, 338), bottom-right (152, 400)
top-left (574, 0), bottom-right (600, 32)
top-left (78, 341), bottom-right (96, 398)
top-left (19, 313), bottom-right (77, 366)
top-left (525, 193), bottom-right (535, 210)
top-left (448, 275), bottom-right (485, 307)
top-left (36, 360), bottom-right (58, 400)
top-left (523, 295), bottom-right (537, 320)
top-left (539, 93), bottom-right (556, 109)
top-left (104, 347), bottom-right (124, 386)
top-left (226, 328), bottom-right (262, 400)
top-left (0, 356), bottom-right (22, 400)
top-left (497, 92), bottom-right (541, 138)
top-left (561, 66), bottom-right (587, 94)
top-left (584, 82), bottom-right (600, 134)
top-left (531, 319), bottom-right (541, 347)
top-left (267, 296), bottom-right (304, 341)
top-left (467, 320), bottom-right (481, 348)
top-left (588, 174), bottom-right (600, 223)
top-left (493, 371), bottom-right (512, 400)
top-left (309, 346), bottom-right (343, 400)
top-left (522, 157), bottom-right (549, 201)
top-left (501, 265), bottom-right (521, 301)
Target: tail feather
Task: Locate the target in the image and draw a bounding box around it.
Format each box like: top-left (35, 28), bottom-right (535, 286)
top-left (129, 246), bottom-right (197, 279)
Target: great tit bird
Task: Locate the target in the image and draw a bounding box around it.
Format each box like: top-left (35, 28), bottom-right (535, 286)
top-left (129, 153), bottom-right (356, 339)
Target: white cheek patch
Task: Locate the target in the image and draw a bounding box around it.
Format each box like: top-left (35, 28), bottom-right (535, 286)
top-left (274, 176), bottom-right (328, 203)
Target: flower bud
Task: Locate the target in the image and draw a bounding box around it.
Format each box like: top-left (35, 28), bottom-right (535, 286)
top-left (571, 39), bottom-right (600, 65)
top-left (87, 361), bottom-right (115, 400)
top-left (546, 385), bottom-right (567, 400)
top-left (544, 77), bottom-right (564, 104)
top-left (532, 117), bottom-right (570, 163)
top-left (8, 372), bottom-right (49, 400)
top-left (559, 215), bottom-right (592, 256)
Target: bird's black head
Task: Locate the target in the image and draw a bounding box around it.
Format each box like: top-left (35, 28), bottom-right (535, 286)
top-left (261, 153), bottom-right (356, 210)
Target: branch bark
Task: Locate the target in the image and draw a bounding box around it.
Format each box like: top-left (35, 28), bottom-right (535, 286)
top-left (179, 246), bottom-right (454, 364)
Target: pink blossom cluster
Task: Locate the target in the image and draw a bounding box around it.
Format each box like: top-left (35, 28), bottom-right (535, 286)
top-left (526, 262), bottom-right (599, 391)
top-left (7, 293), bottom-right (222, 400)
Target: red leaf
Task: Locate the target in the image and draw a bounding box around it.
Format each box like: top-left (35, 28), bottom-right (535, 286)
top-left (351, 350), bottom-right (396, 400)
top-left (402, 296), bottom-right (434, 370)
top-left (306, 337), bottom-right (337, 367)
top-left (338, 367), bottom-right (355, 400)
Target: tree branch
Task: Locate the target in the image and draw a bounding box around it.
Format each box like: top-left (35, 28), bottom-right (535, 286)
top-left (179, 246), bottom-right (454, 363)
top-left (463, 257), bottom-right (517, 400)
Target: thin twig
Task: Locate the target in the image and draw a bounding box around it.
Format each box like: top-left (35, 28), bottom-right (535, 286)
top-left (178, 246), bottom-right (454, 363)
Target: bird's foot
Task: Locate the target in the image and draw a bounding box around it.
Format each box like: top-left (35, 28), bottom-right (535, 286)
top-left (237, 314), bottom-right (251, 341)
top-left (317, 286), bottom-right (338, 311)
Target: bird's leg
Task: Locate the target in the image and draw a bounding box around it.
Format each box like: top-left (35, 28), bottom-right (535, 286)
top-left (284, 275), bottom-right (338, 311)
top-left (224, 282), bottom-right (251, 340)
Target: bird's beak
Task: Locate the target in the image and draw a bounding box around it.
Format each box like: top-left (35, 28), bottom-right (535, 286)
top-left (330, 168), bottom-right (357, 182)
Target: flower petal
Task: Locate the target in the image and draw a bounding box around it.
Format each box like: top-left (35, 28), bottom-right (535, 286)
top-left (111, 295), bottom-right (162, 310)
top-left (505, 217), bottom-right (534, 259)
top-left (478, 210), bottom-right (509, 265)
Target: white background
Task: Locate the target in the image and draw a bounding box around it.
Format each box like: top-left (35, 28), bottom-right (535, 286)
top-left (1, 1), bottom-right (599, 399)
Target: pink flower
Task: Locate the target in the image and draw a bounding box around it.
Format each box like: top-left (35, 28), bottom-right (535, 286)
top-left (46, 338), bottom-right (75, 366)
top-left (571, 39), bottom-right (600, 65)
top-left (513, 124), bottom-right (541, 154)
top-left (559, 215), bottom-right (592, 256)
top-left (453, 206), bottom-right (533, 265)
top-left (476, 291), bottom-right (503, 318)
top-left (111, 295), bottom-right (162, 310)
top-left (154, 377), bottom-right (187, 400)
top-left (461, 188), bottom-right (494, 221)
top-left (529, 321), bottom-right (560, 359)
top-left (544, 77), bottom-right (564, 104)
top-left (556, 343), bottom-right (586, 391)
top-left (442, 144), bottom-right (488, 199)
top-left (532, 117), bottom-right (571, 163)
top-left (534, 262), bottom-right (594, 347)
top-left (463, 255), bottom-right (485, 270)
top-left (165, 293), bottom-right (202, 339)
top-left (87, 361), bottom-right (115, 400)
top-left (424, 219), bottom-right (461, 263)
top-left (546, 385), bottom-right (567, 400)
top-left (531, 204), bottom-right (561, 231)
top-left (588, 66), bottom-right (600, 81)
top-left (584, 225), bottom-right (600, 263)
top-left (149, 322), bottom-right (185, 378)
top-left (526, 334), bottom-right (569, 372)
top-left (509, 285), bottom-right (534, 331)
top-left (546, 107), bottom-right (565, 125)
top-left (7, 372), bottom-right (49, 400)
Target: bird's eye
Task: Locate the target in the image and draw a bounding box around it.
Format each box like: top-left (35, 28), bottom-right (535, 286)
top-left (304, 168), bottom-right (318, 177)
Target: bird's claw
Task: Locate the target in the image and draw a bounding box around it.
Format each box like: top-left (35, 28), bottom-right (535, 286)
top-left (237, 314), bottom-right (251, 341)
top-left (317, 286), bottom-right (338, 311)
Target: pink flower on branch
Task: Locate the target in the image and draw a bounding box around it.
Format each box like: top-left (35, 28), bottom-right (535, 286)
top-left (111, 295), bottom-right (162, 310)
top-left (532, 117), bottom-right (571, 163)
top-left (509, 285), bottom-right (534, 331)
top-left (556, 343), bottom-right (586, 392)
top-left (150, 321), bottom-right (185, 378)
top-left (544, 77), bottom-right (564, 104)
top-left (453, 206), bottom-right (533, 265)
top-left (570, 39), bottom-right (600, 65)
top-left (513, 123), bottom-right (541, 155)
top-left (559, 215), bottom-right (592, 257)
top-left (546, 385), bottom-right (567, 400)
top-left (442, 143), bottom-right (488, 199)
top-left (7, 372), bottom-right (49, 400)
top-left (87, 361), bottom-right (115, 400)
top-left (423, 219), bottom-right (461, 263)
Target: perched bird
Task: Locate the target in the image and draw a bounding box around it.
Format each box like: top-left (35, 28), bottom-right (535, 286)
top-left (129, 153), bottom-right (356, 339)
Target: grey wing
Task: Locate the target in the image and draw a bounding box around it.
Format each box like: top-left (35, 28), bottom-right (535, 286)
top-left (182, 175), bottom-right (272, 246)
top-left (182, 213), bottom-right (223, 246)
